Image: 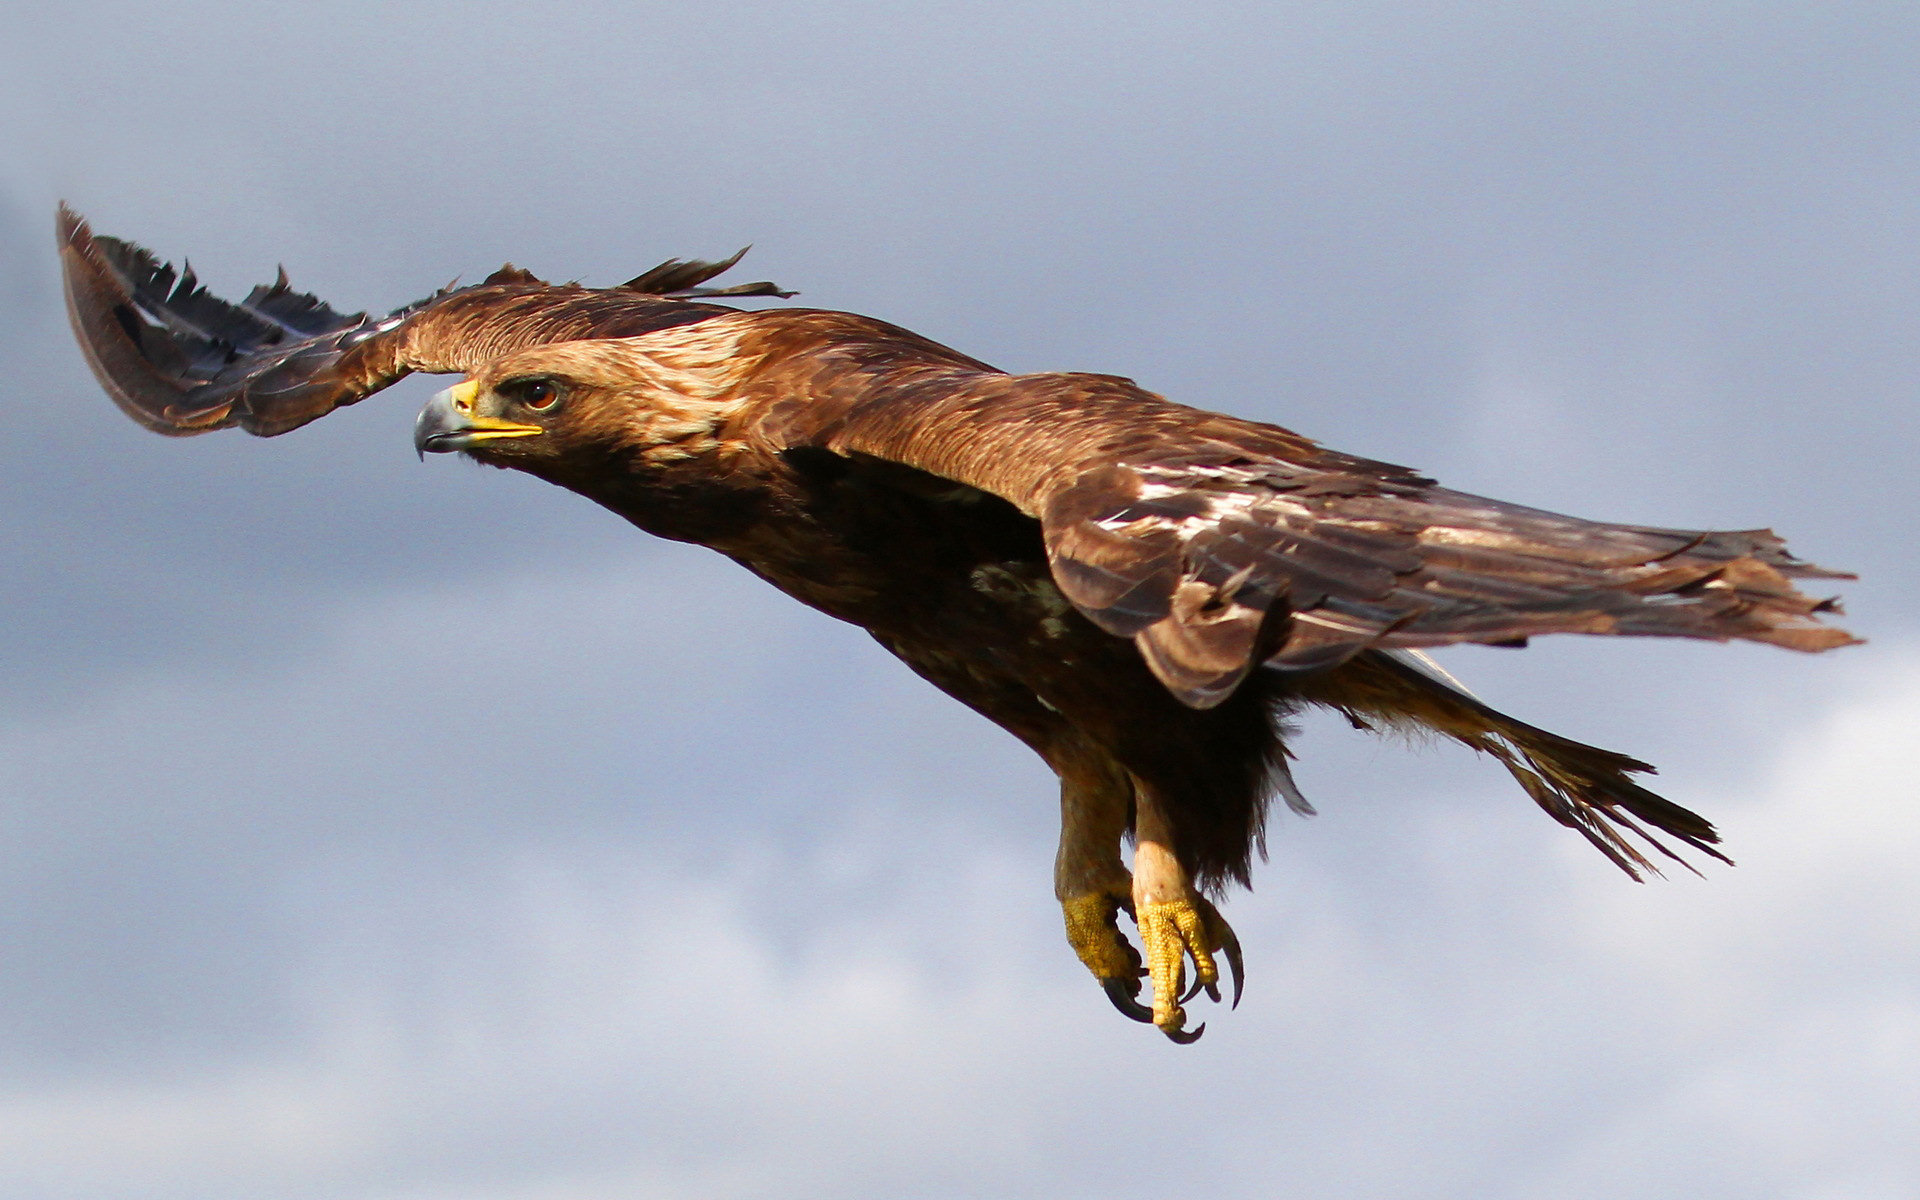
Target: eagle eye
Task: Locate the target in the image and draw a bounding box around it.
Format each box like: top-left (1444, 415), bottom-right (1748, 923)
top-left (504, 377), bottom-right (563, 413)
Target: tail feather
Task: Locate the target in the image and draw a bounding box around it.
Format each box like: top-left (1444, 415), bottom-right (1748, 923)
top-left (1465, 709), bottom-right (1728, 878)
top-left (1297, 649), bottom-right (1728, 878)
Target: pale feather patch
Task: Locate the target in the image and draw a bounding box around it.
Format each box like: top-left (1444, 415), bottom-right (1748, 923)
top-left (483, 316), bottom-right (767, 463)
top-left (1383, 648), bottom-right (1479, 700)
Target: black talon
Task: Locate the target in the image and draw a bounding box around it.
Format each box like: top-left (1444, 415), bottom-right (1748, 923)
top-left (1103, 977), bottom-right (1155, 1023)
top-left (1188, 893), bottom-right (1246, 1009)
top-left (1176, 935), bottom-right (1221, 1006)
top-left (1162, 1021), bottom-right (1205, 1045)
top-left (1173, 933), bottom-right (1201, 1004)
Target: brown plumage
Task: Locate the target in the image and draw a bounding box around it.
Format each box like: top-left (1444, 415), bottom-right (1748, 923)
top-left (59, 205), bottom-right (1857, 1041)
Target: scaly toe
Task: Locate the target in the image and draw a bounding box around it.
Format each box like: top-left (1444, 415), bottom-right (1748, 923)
top-left (1134, 893), bottom-right (1249, 1037)
top-left (1134, 899), bottom-right (1217, 1034)
top-left (1063, 890), bottom-right (1149, 1020)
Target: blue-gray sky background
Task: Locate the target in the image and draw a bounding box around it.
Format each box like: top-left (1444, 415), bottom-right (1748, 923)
top-left (2, 4), bottom-right (1915, 1198)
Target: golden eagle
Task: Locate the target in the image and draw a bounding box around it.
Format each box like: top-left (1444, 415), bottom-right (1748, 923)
top-left (59, 206), bottom-right (1855, 1042)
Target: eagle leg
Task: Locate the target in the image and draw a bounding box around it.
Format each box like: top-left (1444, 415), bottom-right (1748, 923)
top-left (1130, 781), bottom-right (1242, 1042)
top-left (1050, 734), bottom-right (1243, 1040)
top-left (1052, 737), bottom-right (1151, 1020)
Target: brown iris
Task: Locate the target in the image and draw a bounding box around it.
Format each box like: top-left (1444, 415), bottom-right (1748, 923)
top-left (514, 379), bottom-right (560, 411)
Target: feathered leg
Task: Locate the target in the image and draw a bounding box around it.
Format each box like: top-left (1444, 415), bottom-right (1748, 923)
top-left (1048, 734), bottom-right (1244, 1039)
top-left (1129, 777), bottom-right (1244, 1043)
top-left (1050, 736), bottom-right (1149, 1020)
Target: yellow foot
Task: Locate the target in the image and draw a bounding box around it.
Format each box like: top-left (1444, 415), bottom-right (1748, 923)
top-left (1062, 889), bottom-right (1243, 1042)
top-left (1061, 890), bottom-right (1151, 1022)
top-left (1134, 893), bottom-right (1244, 1043)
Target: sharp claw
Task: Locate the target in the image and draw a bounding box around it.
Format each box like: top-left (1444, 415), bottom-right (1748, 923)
top-left (1180, 971), bottom-right (1205, 1004)
top-left (1162, 1021), bottom-right (1205, 1044)
top-left (1176, 926), bottom-right (1218, 1006)
top-left (1172, 940), bottom-right (1193, 1004)
top-left (1103, 977), bottom-right (1155, 1023)
top-left (1221, 928), bottom-right (1244, 1009)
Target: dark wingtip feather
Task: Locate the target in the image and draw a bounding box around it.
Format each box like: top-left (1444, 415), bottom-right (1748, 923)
top-left (622, 246), bottom-right (796, 299)
top-left (57, 205), bottom-right (388, 438)
top-left (484, 263), bottom-right (544, 286)
top-left (58, 204), bottom-right (215, 436)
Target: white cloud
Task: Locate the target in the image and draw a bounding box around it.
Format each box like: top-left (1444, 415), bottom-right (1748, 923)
top-left (0, 554), bottom-right (1911, 1199)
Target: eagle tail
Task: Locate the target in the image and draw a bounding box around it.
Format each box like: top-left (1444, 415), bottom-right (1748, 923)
top-left (1309, 650), bottom-right (1728, 878)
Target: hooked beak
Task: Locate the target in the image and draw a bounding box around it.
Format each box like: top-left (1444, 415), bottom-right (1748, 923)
top-left (414, 380), bottom-right (545, 459)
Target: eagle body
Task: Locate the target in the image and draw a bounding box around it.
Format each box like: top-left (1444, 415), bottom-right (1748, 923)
top-left (492, 311), bottom-right (1297, 899)
top-left (59, 207), bottom-right (1856, 1041)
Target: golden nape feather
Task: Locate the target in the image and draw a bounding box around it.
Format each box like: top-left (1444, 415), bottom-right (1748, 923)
top-left (59, 206), bottom-right (1857, 1043)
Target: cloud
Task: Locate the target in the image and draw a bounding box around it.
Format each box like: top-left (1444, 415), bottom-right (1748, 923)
top-left (3, 4), bottom-right (1914, 1197)
top-left (0, 544), bottom-right (1911, 1198)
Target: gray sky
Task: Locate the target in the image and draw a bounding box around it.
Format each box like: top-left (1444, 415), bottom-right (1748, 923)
top-left (2, 4), bottom-right (1916, 1198)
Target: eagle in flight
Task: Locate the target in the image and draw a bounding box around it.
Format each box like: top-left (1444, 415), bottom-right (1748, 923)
top-left (59, 206), bottom-right (1855, 1042)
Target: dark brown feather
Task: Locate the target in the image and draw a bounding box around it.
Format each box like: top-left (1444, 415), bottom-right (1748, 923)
top-left (750, 338), bottom-right (1852, 705)
top-left (1296, 650), bottom-right (1730, 879)
top-left (58, 205), bottom-right (785, 438)
top-left (622, 247), bottom-right (796, 299)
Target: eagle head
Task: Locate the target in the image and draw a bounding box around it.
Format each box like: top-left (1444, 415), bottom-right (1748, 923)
top-left (413, 333), bottom-right (755, 471)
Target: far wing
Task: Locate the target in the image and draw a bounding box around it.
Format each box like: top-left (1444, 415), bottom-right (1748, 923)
top-left (58, 205), bottom-right (790, 438)
top-left (797, 367), bottom-right (1855, 708)
top-left (1046, 456), bottom-right (1854, 706)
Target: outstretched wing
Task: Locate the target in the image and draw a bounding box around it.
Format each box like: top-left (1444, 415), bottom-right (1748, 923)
top-left (795, 368), bottom-right (1856, 707)
top-left (1045, 454), bottom-right (1856, 705)
top-left (58, 205), bottom-right (790, 438)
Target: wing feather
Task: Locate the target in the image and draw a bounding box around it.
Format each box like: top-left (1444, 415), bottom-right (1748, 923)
top-left (1057, 464), bottom-right (1854, 702)
top-left (58, 205), bottom-right (788, 437)
top-left (786, 361), bottom-right (1853, 707)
